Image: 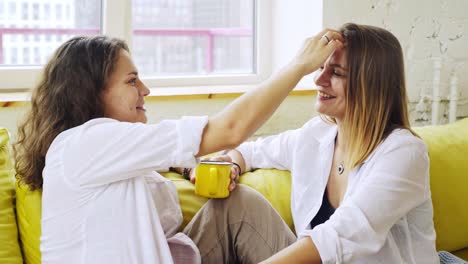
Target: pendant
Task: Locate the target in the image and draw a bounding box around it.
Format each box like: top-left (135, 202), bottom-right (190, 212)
top-left (338, 163), bottom-right (344, 175)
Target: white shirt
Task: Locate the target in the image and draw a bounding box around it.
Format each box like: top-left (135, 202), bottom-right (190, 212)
top-left (237, 117), bottom-right (439, 264)
top-left (41, 117), bottom-right (208, 264)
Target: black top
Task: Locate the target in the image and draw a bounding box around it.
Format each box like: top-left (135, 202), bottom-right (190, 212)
top-left (309, 188), bottom-right (336, 229)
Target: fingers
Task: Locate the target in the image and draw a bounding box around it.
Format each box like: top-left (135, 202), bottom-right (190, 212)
top-left (317, 28), bottom-right (343, 41)
top-left (189, 169), bottom-right (196, 183)
top-left (320, 30), bottom-right (344, 44)
top-left (316, 27), bottom-right (341, 37)
top-left (230, 166), bottom-right (240, 181)
top-left (229, 181), bottom-right (237, 191)
top-left (209, 154), bottom-right (232, 162)
top-left (294, 28), bottom-right (345, 75)
top-left (324, 38), bottom-right (344, 52)
top-left (300, 28), bottom-right (344, 57)
top-left (229, 165), bottom-right (240, 191)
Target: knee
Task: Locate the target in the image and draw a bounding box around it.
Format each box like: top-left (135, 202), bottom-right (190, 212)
top-left (224, 184), bottom-right (270, 208)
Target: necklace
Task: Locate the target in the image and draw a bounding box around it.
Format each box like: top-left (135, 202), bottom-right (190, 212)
top-left (338, 162), bottom-right (344, 175)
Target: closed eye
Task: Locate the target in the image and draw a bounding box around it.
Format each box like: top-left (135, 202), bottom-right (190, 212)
top-left (333, 71), bottom-right (342, 76)
top-left (127, 78), bottom-right (137, 86)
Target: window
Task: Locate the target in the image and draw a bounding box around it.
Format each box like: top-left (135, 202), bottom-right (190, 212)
top-left (132, 0), bottom-right (254, 77)
top-left (33, 47), bottom-right (40, 65)
top-left (0, 0), bottom-right (102, 89)
top-left (0, 2), bottom-right (4, 20)
top-left (21, 3), bottom-right (28, 20)
top-left (0, 0), bottom-right (271, 92)
top-left (32, 3), bottom-right (39, 20)
top-left (44, 4), bottom-right (50, 19)
top-left (55, 4), bottom-right (61, 20)
top-left (8, 2), bottom-right (16, 19)
top-left (0, 0), bottom-right (100, 65)
top-left (10, 47), bottom-right (17, 64)
top-left (23, 47), bottom-right (29, 64)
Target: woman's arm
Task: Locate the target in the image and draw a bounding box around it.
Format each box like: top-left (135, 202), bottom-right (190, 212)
top-left (260, 237), bottom-right (321, 264)
top-left (224, 149), bottom-right (246, 175)
top-left (196, 29), bottom-right (343, 157)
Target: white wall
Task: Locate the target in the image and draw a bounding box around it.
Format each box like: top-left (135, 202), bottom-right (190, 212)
top-left (271, 0), bottom-right (322, 88)
top-left (0, 94), bottom-right (319, 140)
top-left (323, 0), bottom-right (468, 125)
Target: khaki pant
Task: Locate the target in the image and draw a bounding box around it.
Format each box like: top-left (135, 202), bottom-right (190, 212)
top-left (183, 185), bottom-right (296, 264)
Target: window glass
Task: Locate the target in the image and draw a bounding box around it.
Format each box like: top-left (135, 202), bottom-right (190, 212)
top-left (132, 0), bottom-right (255, 77)
top-left (0, 0), bottom-right (102, 66)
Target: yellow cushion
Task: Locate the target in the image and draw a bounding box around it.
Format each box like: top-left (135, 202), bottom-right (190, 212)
top-left (452, 248), bottom-right (468, 261)
top-left (162, 172), bottom-right (209, 229)
top-left (163, 168), bottom-right (294, 233)
top-left (414, 118), bottom-right (468, 252)
top-left (15, 183), bottom-right (42, 264)
top-left (0, 128), bottom-right (23, 264)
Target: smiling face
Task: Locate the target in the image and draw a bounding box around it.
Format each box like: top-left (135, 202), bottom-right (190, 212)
top-left (101, 49), bottom-right (150, 123)
top-left (314, 48), bottom-right (348, 121)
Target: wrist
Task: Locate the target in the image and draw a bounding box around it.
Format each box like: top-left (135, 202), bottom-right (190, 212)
top-left (169, 167), bottom-right (192, 180)
top-left (182, 167), bottom-right (192, 180)
top-left (232, 161), bottom-right (242, 176)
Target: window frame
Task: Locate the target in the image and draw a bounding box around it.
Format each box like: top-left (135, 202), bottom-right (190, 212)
top-left (0, 0), bottom-right (272, 93)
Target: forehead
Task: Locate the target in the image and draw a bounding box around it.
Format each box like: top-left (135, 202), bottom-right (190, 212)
top-left (327, 47), bottom-right (347, 66)
top-left (114, 49), bottom-right (137, 74)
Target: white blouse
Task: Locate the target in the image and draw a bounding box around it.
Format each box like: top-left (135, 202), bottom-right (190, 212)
top-left (41, 117), bottom-right (207, 264)
top-left (237, 117), bottom-right (439, 264)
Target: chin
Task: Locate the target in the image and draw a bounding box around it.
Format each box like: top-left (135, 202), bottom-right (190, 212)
top-left (139, 115), bottom-right (148, 124)
top-left (314, 105), bottom-right (328, 116)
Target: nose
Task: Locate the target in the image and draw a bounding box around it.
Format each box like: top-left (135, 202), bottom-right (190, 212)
top-left (314, 67), bottom-right (331, 88)
top-left (139, 81), bottom-right (150, 97)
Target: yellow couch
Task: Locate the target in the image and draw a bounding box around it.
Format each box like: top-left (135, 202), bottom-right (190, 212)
top-left (1, 118), bottom-right (467, 263)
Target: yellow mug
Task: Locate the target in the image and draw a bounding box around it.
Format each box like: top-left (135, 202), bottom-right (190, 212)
top-left (195, 161), bottom-right (232, 198)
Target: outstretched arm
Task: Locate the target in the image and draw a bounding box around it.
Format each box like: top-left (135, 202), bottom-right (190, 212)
top-left (196, 29), bottom-right (343, 157)
top-left (260, 237), bottom-right (321, 264)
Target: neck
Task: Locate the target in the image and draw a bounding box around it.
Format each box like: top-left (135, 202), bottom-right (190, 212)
top-left (335, 124), bottom-right (346, 154)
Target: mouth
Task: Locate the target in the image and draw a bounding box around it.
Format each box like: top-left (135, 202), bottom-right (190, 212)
top-left (136, 105), bottom-right (146, 112)
top-left (318, 91), bottom-right (336, 99)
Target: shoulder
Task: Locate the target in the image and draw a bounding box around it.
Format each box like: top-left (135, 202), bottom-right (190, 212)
top-left (295, 116), bottom-right (337, 143)
top-left (382, 128), bottom-right (427, 154)
top-left (366, 128), bottom-right (428, 168)
top-left (48, 118), bottom-right (124, 151)
top-left (65, 118), bottom-right (146, 140)
top-left (303, 116), bottom-right (334, 129)
top-left (57, 118), bottom-right (122, 137)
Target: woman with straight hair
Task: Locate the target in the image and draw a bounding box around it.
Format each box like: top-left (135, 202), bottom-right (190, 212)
top-left (207, 23), bottom-right (439, 263)
top-left (13, 29), bottom-right (344, 263)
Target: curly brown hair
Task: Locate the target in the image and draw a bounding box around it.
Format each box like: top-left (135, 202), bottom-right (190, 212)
top-left (13, 36), bottom-right (128, 190)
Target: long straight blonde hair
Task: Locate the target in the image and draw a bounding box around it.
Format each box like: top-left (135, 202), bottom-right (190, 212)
top-left (326, 23), bottom-right (414, 170)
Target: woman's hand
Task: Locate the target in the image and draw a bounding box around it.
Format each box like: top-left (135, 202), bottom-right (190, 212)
top-left (195, 31), bottom-right (342, 157)
top-left (290, 28), bottom-right (344, 76)
top-left (189, 154), bottom-right (241, 191)
top-left (210, 155), bottom-right (241, 191)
